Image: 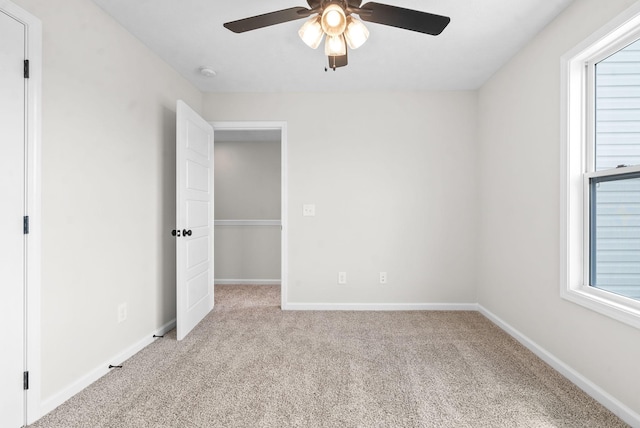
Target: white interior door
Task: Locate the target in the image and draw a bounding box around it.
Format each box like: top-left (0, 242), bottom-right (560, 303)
top-left (176, 100), bottom-right (214, 340)
top-left (0, 9), bottom-right (26, 428)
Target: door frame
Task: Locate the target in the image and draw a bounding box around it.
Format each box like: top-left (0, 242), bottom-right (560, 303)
top-left (1, 0), bottom-right (42, 424)
top-left (211, 121), bottom-right (288, 309)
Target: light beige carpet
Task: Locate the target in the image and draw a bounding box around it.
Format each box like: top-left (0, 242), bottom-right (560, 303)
top-left (30, 285), bottom-right (627, 427)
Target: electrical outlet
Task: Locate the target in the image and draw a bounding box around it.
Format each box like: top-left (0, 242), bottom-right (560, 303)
top-left (117, 302), bottom-right (127, 323)
top-left (338, 272), bottom-right (347, 284)
top-left (379, 272), bottom-right (388, 284)
top-left (303, 204), bottom-right (316, 217)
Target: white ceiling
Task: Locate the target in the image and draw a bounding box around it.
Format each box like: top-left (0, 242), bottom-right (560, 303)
top-left (90, 0), bottom-right (575, 93)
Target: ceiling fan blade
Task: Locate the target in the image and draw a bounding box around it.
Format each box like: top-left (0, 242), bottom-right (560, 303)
top-left (307, 0), bottom-right (322, 8)
top-left (358, 2), bottom-right (450, 35)
top-left (347, 0), bottom-right (363, 7)
top-left (328, 53), bottom-right (348, 70)
top-left (224, 7), bottom-right (312, 33)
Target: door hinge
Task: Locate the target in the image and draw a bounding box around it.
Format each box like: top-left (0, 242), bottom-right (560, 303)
top-left (23, 216), bottom-right (29, 234)
top-left (24, 59), bottom-right (29, 79)
top-left (23, 371), bottom-right (29, 390)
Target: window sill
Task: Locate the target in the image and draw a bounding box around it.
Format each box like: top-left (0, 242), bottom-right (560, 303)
top-left (561, 285), bottom-right (640, 329)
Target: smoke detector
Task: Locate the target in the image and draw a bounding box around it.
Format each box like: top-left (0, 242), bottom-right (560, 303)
top-left (199, 66), bottom-right (217, 77)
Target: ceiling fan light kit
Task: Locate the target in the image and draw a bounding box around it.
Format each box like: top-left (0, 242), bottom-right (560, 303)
top-left (325, 34), bottom-right (347, 56)
top-left (224, 0), bottom-right (450, 70)
top-left (299, 16), bottom-right (324, 49)
top-left (321, 3), bottom-right (348, 36)
top-left (344, 16), bottom-right (369, 49)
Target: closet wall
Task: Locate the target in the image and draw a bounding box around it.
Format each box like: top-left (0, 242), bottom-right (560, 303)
top-left (214, 133), bottom-right (281, 284)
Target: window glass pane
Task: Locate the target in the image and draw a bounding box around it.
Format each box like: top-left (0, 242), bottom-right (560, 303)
top-left (595, 38), bottom-right (640, 171)
top-left (591, 174), bottom-right (640, 300)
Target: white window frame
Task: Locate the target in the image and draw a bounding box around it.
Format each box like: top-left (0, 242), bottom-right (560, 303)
top-left (561, 3), bottom-right (640, 330)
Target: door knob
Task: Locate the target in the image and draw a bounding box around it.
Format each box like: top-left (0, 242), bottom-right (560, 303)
top-left (171, 229), bottom-right (181, 237)
top-left (183, 229), bottom-right (192, 236)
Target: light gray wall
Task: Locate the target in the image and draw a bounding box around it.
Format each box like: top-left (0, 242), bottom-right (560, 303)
top-left (214, 226), bottom-right (281, 280)
top-left (214, 140), bottom-right (281, 281)
top-left (204, 92), bottom-right (479, 304)
top-left (13, 0), bottom-right (203, 401)
top-left (214, 140), bottom-right (281, 219)
top-left (477, 0), bottom-right (640, 416)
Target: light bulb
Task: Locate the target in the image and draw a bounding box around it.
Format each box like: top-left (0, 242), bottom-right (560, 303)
top-left (321, 4), bottom-right (347, 37)
top-left (325, 34), bottom-right (346, 56)
top-left (298, 15), bottom-right (324, 49)
top-left (344, 16), bottom-right (369, 49)
top-left (326, 10), bottom-right (342, 27)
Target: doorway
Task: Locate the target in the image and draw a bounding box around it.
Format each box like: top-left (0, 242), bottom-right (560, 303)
top-left (0, 2), bottom-right (42, 426)
top-left (212, 122), bottom-right (288, 309)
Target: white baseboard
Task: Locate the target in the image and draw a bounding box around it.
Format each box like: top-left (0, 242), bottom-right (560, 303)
top-left (283, 302), bottom-right (478, 311)
top-left (215, 279), bottom-right (280, 285)
top-left (38, 319), bottom-right (176, 419)
top-left (478, 306), bottom-right (640, 427)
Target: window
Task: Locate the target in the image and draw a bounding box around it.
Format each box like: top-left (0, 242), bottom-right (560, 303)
top-left (589, 40), bottom-right (640, 301)
top-left (562, 4), bottom-right (640, 329)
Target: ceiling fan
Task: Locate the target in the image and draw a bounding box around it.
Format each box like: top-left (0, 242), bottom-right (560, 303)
top-left (224, 0), bottom-right (450, 70)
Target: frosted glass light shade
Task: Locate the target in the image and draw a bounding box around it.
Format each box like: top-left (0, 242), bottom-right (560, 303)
top-left (344, 16), bottom-right (369, 49)
top-left (321, 4), bottom-right (347, 37)
top-left (299, 16), bottom-right (324, 49)
top-left (325, 34), bottom-right (346, 56)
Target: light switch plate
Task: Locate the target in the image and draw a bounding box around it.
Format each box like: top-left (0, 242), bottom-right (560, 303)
top-left (303, 204), bottom-right (316, 217)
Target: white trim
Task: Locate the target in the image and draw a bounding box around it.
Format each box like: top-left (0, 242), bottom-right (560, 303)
top-left (586, 164), bottom-right (640, 179)
top-left (584, 13), bottom-right (640, 67)
top-left (0, 1), bottom-right (43, 424)
top-left (560, 1), bottom-right (640, 330)
top-left (561, 2), bottom-right (640, 62)
top-left (282, 302), bottom-right (478, 311)
top-left (215, 279), bottom-right (281, 285)
top-left (478, 306), bottom-right (640, 427)
top-left (281, 125), bottom-right (288, 311)
top-left (214, 219), bottom-right (281, 227)
top-left (562, 285), bottom-right (640, 329)
top-left (39, 320), bottom-right (175, 418)
top-left (211, 121), bottom-right (288, 310)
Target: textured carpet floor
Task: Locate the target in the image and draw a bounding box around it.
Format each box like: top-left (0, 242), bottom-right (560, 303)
top-left (30, 285), bottom-right (627, 427)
